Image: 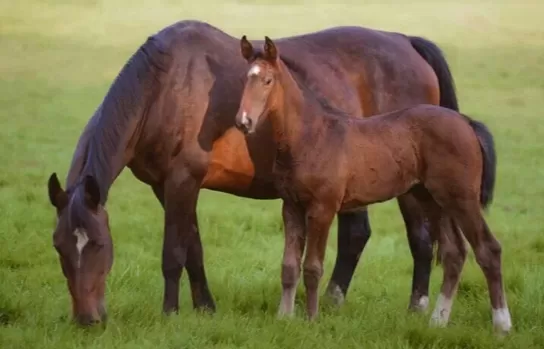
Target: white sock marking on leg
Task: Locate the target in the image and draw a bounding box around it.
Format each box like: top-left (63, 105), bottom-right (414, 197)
top-left (492, 307), bottom-right (512, 333)
top-left (430, 293), bottom-right (453, 327)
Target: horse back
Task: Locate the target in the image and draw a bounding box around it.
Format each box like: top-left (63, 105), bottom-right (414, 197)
top-left (274, 26), bottom-right (440, 116)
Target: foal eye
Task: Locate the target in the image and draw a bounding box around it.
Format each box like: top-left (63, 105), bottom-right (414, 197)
top-left (264, 78), bottom-right (272, 85)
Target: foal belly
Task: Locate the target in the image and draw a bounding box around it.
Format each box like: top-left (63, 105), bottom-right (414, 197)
top-left (201, 128), bottom-right (278, 199)
top-left (341, 159), bottom-right (418, 210)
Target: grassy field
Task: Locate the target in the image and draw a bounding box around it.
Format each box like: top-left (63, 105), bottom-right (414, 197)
top-left (1, 0), bottom-right (544, 348)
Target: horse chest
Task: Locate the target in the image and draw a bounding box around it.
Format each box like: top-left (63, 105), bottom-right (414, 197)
top-left (273, 165), bottom-right (324, 205)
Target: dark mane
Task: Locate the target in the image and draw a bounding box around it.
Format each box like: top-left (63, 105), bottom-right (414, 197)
top-left (70, 35), bottom-right (172, 204)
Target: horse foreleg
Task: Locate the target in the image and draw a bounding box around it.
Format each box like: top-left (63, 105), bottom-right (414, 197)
top-left (397, 193), bottom-right (434, 312)
top-left (325, 209), bottom-right (371, 306)
top-left (160, 169), bottom-right (215, 314)
top-left (185, 211), bottom-right (215, 312)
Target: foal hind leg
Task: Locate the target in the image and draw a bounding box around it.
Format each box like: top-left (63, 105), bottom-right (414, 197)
top-left (397, 193), bottom-right (434, 312)
top-left (449, 201), bottom-right (512, 334)
top-left (429, 215), bottom-right (467, 327)
top-left (278, 201), bottom-right (306, 318)
top-left (326, 208), bottom-right (372, 306)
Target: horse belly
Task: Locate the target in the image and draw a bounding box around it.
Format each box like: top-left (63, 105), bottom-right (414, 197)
top-left (201, 128), bottom-right (278, 199)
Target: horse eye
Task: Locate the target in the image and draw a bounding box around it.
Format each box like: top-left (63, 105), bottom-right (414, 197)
top-left (264, 78), bottom-right (272, 85)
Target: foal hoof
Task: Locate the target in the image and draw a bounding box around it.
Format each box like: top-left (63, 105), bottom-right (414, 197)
top-left (492, 308), bottom-right (512, 337)
top-left (277, 310), bottom-right (295, 320)
top-left (306, 313), bottom-right (318, 322)
top-left (428, 315), bottom-right (448, 328)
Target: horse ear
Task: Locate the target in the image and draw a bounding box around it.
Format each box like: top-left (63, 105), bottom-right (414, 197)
top-left (48, 173), bottom-right (68, 210)
top-left (83, 175), bottom-right (101, 210)
top-left (240, 35), bottom-right (254, 62)
top-left (263, 36), bottom-right (278, 61)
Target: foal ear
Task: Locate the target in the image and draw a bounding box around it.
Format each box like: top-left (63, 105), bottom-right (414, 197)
top-left (240, 35), bottom-right (254, 62)
top-left (263, 36), bottom-right (278, 61)
top-left (48, 173), bottom-right (68, 210)
top-left (83, 175), bottom-right (101, 210)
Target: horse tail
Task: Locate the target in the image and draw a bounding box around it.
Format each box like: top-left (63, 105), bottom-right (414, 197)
top-left (463, 114), bottom-right (497, 209)
top-left (409, 36), bottom-right (459, 112)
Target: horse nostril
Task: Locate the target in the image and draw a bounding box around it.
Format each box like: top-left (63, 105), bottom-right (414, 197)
top-left (76, 314), bottom-right (102, 327)
top-left (245, 118), bottom-right (252, 128)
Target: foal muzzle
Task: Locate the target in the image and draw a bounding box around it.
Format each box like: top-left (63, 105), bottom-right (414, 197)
top-left (235, 111), bottom-right (253, 134)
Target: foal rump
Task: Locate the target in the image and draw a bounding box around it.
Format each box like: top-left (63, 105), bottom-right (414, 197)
top-left (430, 111), bottom-right (497, 266)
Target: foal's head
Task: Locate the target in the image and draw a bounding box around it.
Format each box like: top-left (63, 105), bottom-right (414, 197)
top-left (235, 35), bottom-right (282, 135)
top-left (47, 173), bottom-right (113, 326)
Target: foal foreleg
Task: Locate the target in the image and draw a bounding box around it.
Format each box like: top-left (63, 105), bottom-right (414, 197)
top-left (278, 201), bottom-right (306, 318)
top-left (303, 203), bottom-right (336, 320)
top-left (326, 209), bottom-right (372, 306)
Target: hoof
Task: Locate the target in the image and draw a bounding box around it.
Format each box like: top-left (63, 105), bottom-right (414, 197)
top-left (492, 308), bottom-right (512, 337)
top-left (325, 283), bottom-right (345, 307)
top-left (409, 296), bottom-right (429, 314)
top-left (277, 309), bottom-right (295, 320)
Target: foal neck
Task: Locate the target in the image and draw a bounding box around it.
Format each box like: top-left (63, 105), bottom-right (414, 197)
top-left (271, 61), bottom-right (305, 150)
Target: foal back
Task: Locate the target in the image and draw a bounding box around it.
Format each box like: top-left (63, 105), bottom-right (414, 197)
top-left (339, 105), bottom-right (481, 208)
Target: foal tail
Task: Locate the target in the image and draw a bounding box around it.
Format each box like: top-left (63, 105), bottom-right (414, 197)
top-left (464, 114), bottom-right (498, 209)
top-left (409, 36), bottom-right (459, 112)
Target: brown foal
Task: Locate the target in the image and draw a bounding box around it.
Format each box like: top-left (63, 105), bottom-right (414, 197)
top-left (234, 36), bottom-right (512, 334)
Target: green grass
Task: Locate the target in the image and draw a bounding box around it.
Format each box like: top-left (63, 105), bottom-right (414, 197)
top-left (1, 0), bottom-right (544, 348)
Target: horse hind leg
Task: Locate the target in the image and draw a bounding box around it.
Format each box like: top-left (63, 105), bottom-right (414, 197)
top-left (325, 208), bottom-right (372, 306)
top-left (448, 201), bottom-right (512, 334)
top-left (397, 192), bottom-right (434, 313)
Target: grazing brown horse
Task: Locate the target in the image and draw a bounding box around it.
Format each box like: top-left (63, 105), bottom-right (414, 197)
top-left (234, 36), bottom-right (511, 334)
top-left (46, 20), bottom-right (463, 325)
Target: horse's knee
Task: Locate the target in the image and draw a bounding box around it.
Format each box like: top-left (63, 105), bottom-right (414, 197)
top-left (162, 242), bottom-right (186, 270)
top-left (303, 263), bottom-right (323, 290)
top-left (475, 237), bottom-right (502, 274)
top-left (282, 263), bottom-right (300, 289)
top-left (411, 228), bottom-right (434, 261)
top-left (338, 210), bottom-right (372, 252)
top-left (441, 241), bottom-right (466, 274)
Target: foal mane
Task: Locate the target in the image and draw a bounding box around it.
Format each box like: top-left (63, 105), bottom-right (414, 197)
top-left (279, 55), bottom-right (352, 119)
top-left (66, 35), bottom-right (172, 204)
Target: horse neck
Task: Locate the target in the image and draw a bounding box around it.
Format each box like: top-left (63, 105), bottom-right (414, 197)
top-left (63, 35), bottom-right (169, 205)
top-left (66, 105), bottom-right (141, 205)
top-left (271, 62), bottom-right (306, 151)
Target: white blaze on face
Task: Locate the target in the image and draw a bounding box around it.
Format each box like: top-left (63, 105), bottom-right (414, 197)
top-left (73, 228), bottom-right (89, 269)
top-left (248, 65), bottom-right (261, 77)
